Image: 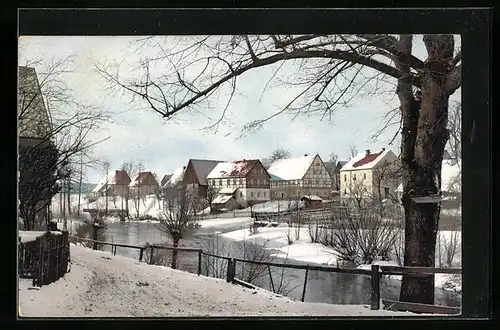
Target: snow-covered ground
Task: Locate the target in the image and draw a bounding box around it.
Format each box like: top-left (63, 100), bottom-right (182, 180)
top-left (241, 200), bottom-right (305, 213)
top-left (222, 226), bottom-right (461, 292)
top-left (222, 227), bottom-right (339, 265)
top-left (18, 244), bottom-right (421, 317)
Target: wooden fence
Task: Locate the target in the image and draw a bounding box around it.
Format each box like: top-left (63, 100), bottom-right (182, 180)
top-left (69, 235), bottom-right (461, 315)
top-left (18, 231), bottom-right (70, 287)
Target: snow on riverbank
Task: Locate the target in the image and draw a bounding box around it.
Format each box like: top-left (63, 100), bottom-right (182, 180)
top-left (18, 244), bottom-right (419, 317)
top-left (222, 227), bottom-right (339, 265)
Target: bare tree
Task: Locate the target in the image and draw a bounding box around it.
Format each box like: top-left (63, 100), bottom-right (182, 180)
top-left (102, 160), bottom-right (111, 215)
top-left (261, 148), bottom-right (291, 169)
top-left (96, 34), bottom-right (462, 304)
top-left (120, 161), bottom-right (145, 218)
top-left (344, 177), bottom-right (371, 210)
top-left (156, 186), bottom-right (200, 269)
top-left (446, 101), bottom-right (461, 166)
top-left (205, 185), bottom-right (219, 214)
top-left (348, 145), bottom-right (358, 160)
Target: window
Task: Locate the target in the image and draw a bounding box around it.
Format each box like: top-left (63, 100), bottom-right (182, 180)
top-left (344, 174), bottom-right (347, 181)
top-left (219, 180), bottom-right (222, 186)
top-left (344, 189), bottom-right (347, 195)
top-left (251, 192), bottom-right (254, 197)
top-left (227, 179), bottom-right (230, 185)
top-left (353, 174), bottom-right (357, 181)
top-left (239, 179), bottom-right (243, 185)
top-left (384, 187), bottom-right (390, 197)
top-left (264, 191), bottom-right (266, 197)
top-left (258, 191), bottom-right (261, 197)
top-left (363, 173), bottom-right (366, 180)
top-left (240, 191), bottom-right (243, 197)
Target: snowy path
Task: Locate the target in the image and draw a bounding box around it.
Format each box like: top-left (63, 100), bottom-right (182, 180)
top-left (19, 244), bottom-right (417, 317)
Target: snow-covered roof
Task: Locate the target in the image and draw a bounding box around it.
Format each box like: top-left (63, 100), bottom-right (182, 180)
top-left (340, 149), bottom-right (393, 171)
top-left (189, 159), bottom-right (224, 186)
top-left (207, 160), bottom-right (261, 179)
top-left (301, 195), bottom-right (323, 201)
top-left (129, 172), bottom-right (156, 187)
top-left (267, 155), bottom-right (316, 181)
top-left (213, 195), bottom-right (234, 204)
top-left (219, 187), bottom-right (237, 195)
top-left (92, 170), bottom-right (130, 193)
top-left (395, 159), bottom-right (461, 193)
top-left (161, 167), bottom-right (185, 188)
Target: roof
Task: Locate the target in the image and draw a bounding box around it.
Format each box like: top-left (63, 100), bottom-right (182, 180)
top-left (189, 159), bottom-right (224, 186)
top-left (207, 159), bottom-right (261, 179)
top-left (340, 149), bottom-right (393, 171)
top-left (161, 174), bottom-right (173, 186)
top-left (267, 155), bottom-right (316, 181)
top-left (161, 167), bottom-right (185, 188)
top-left (91, 170), bottom-right (131, 193)
top-left (129, 172), bottom-right (154, 187)
top-left (213, 195), bottom-right (234, 204)
top-left (270, 174), bottom-right (284, 181)
top-left (301, 195), bottom-right (323, 201)
top-left (219, 187), bottom-right (238, 195)
top-left (323, 161), bottom-right (336, 172)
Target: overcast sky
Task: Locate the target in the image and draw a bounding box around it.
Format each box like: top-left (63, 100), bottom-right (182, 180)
top-left (18, 35), bottom-right (461, 183)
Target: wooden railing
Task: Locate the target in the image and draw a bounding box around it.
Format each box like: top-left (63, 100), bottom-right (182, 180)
top-left (68, 236), bottom-right (461, 315)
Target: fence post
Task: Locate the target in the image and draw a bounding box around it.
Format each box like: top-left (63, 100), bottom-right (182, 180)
top-left (267, 264), bottom-right (275, 293)
top-left (371, 264), bottom-right (380, 310)
top-left (197, 250), bottom-right (202, 276)
top-left (139, 248), bottom-right (144, 262)
top-left (231, 259), bottom-right (237, 283)
top-left (226, 258), bottom-right (234, 282)
top-left (301, 267), bottom-right (309, 302)
top-left (149, 246), bottom-right (154, 265)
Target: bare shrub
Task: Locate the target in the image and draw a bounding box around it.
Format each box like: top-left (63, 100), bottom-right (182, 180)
top-left (74, 221), bottom-right (106, 250)
top-left (143, 243), bottom-right (172, 266)
top-left (320, 211), bottom-right (399, 264)
top-left (201, 231), bottom-right (231, 279)
top-left (248, 221), bottom-right (261, 235)
top-left (307, 218), bottom-right (321, 243)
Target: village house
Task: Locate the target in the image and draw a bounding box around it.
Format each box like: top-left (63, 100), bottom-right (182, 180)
top-left (267, 154), bottom-right (334, 200)
top-left (18, 66), bottom-right (54, 224)
top-left (88, 170), bottom-right (131, 201)
top-left (206, 159), bottom-right (271, 210)
top-left (160, 166), bottom-right (186, 200)
top-left (340, 148), bottom-right (399, 207)
top-left (129, 171), bottom-right (159, 197)
top-left (182, 159), bottom-right (224, 199)
top-left (18, 66), bottom-right (52, 145)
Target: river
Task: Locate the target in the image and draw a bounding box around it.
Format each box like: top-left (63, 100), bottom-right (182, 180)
top-left (97, 220), bottom-right (460, 307)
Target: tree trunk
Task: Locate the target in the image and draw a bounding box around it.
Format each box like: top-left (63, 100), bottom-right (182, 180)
top-left (397, 35), bottom-right (452, 304)
top-left (92, 224), bottom-right (98, 250)
top-left (62, 181), bottom-right (67, 231)
top-left (59, 187), bottom-right (63, 223)
top-left (171, 237), bottom-right (179, 269)
top-left (77, 155), bottom-right (83, 216)
top-left (67, 178), bottom-right (72, 215)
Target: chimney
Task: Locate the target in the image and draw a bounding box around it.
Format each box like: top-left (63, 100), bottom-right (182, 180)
top-left (382, 148), bottom-right (386, 152)
top-left (365, 149), bottom-right (370, 156)
top-left (304, 154), bottom-right (309, 157)
top-left (183, 166), bottom-right (186, 170)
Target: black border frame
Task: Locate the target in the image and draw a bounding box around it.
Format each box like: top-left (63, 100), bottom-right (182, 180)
top-left (8, 7), bottom-right (492, 328)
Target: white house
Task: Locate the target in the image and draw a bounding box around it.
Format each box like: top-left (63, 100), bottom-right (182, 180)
top-left (267, 154), bottom-right (334, 200)
top-left (340, 148), bottom-right (399, 206)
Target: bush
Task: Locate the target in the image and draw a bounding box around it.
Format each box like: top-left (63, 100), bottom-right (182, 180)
top-left (319, 211), bottom-right (399, 265)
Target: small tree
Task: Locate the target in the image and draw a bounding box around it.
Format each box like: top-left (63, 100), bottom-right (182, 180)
top-left (262, 148), bottom-right (291, 169)
top-left (19, 142), bottom-right (65, 231)
top-left (205, 185), bottom-right (219, 214)
top-left (156, 186), bottom-right (200, 269)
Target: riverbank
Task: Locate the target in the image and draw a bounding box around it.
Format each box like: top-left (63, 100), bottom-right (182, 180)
top-left (221, 226), bottom-right (462, 293)
top-left (18, 244), bottom-right (423, 317)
